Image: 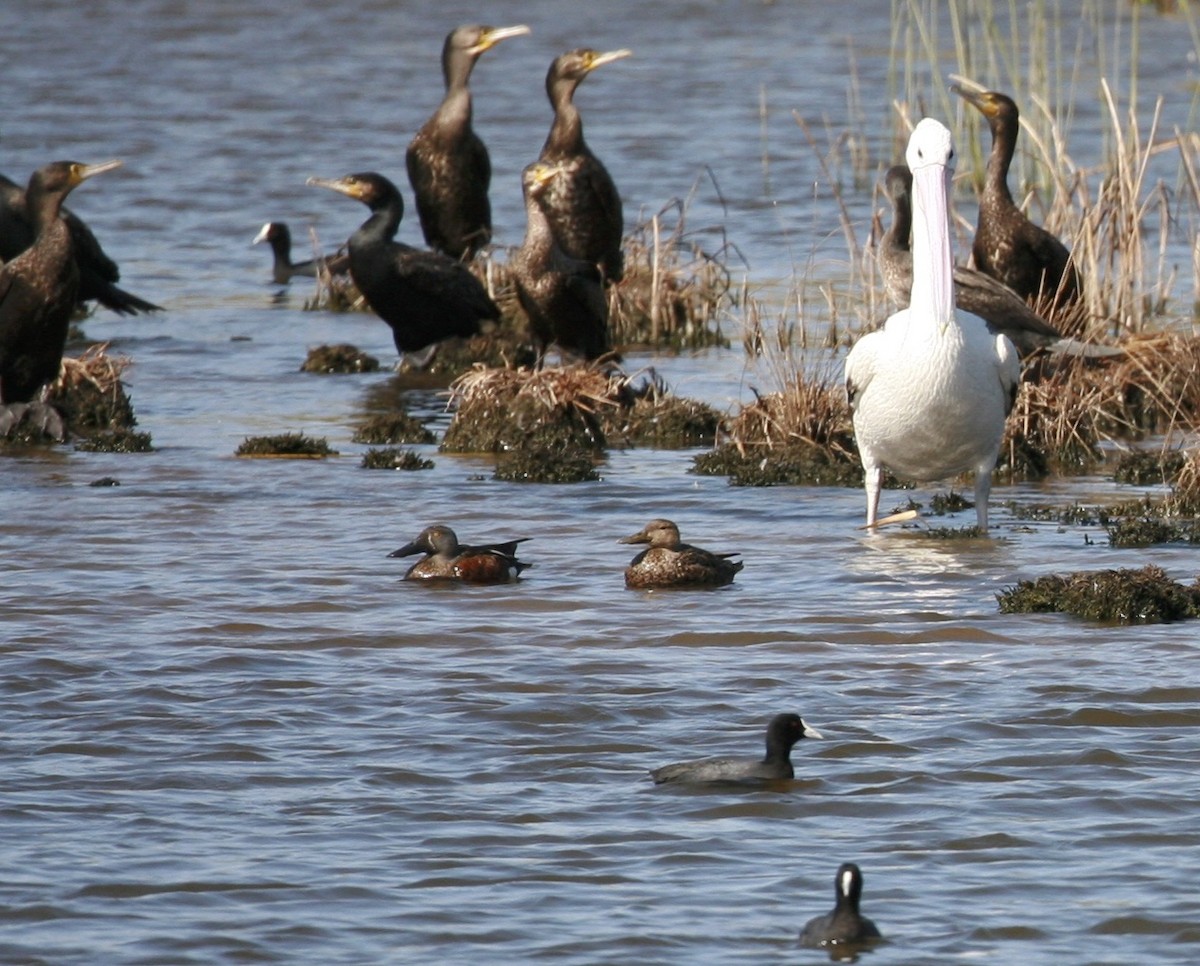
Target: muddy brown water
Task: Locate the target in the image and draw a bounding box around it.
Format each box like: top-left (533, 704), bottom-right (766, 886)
top-left (3, 1), bottom-right (1200, 963)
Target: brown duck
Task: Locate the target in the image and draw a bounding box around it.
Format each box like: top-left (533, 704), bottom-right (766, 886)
top-left (389, 525), bottom-right (530, 583)
top-left (618, 519), bottom-right (742, 589)
top-left (953, 86), bottom-right (1081, 311)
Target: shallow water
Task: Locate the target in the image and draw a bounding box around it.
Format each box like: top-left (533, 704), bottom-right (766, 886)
top-left (3, 1), bottom-right (1200, 963)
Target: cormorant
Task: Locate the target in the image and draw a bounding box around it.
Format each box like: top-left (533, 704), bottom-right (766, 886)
top-left (306, 171), bottom-right (500, 361)
top-left (649, 713), bottom-right (822, 784)
top-left (618, 518), bottom-right (743, 589)
top-left (509, 160), bottom-right (610, 361)
top-left (388, 524), bottom-right (530, 583)
top-left (253, 221), bottom-right (349, 284)
top-left (952, 85), bottom-right (1081, 311)
top-left (0, 160), bottom-right (124, 437)
top-left (538, 47), bottom-right (631, 283)
top-left (878, 163), bottom-right (1062, 357)
top-left (0, 171), bottom-right (159, 316)
top-left (798, 863), bottom-right (883, 949)
top-left (845, 120), bottom-right (1019, 532)
top-left (405, 23), bottom-right (531, 260)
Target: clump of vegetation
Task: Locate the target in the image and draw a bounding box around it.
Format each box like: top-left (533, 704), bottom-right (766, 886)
top-left (606, 197), bottom-right (734, 349)
top-left (300, 344), bottom-right (380, 374)
top-left (47, 343), bottom-right (137, 436)
top-left (929, 492), bottom-right (973, 515)
top-left (600, 371), bottom-right (721, 448)
top-left (691, 360), bottom-right (862, 486)
top-left (494, 444), bottom-right (600, 483)
top-left (235, 433), bottom-right (337, 458)
top-left (352, 412), bottom-right (435, 445)
top-left (441, 364), bottom-right (620, 454)
top-left (1105, 516), bottom-right (1200, 548)
top-left (1112, 448), bottom-right (1185, 486)
top-left (998, 565), bottom-right (1200, 624)
top-left (74, 429), bottom-right (153, 453)
top-left (1004, 501), bottom-right (1101, 526)
top-left (1166, 450), bottom-right (1200, 516)
top-left (360, 447), bottom-right (434, 470)
top-left (921, 525), bottom-right (986, 539)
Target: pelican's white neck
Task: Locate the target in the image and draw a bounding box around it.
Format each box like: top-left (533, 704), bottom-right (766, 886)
top-left (909, 158), bottom-right (956, 327)
top-left (904, 118), bottom-right (959, 330)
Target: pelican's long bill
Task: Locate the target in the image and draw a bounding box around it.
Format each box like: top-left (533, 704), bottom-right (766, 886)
top-left (907, 124), bottom-right (957, 328)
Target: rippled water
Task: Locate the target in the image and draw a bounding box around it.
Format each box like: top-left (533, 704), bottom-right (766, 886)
top-left (3, 1), bottom-right (1200, 963)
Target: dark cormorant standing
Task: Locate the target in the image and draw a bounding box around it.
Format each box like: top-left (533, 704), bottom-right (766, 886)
top-left (538, 47), bottom-right (631, 283)
top-left (306, 171), bottom-right (500, 362)
top-left (878, 163), bottom-right (1063, 357)
top-left (952, 85), bottom-right (1081, 311)
top-left (0, 171), bottom-right (159, 316)
top-left (252, 221), bottom-right (349, 284)
top-left (0, 160), bottom-right (123, 437)
top-left (510, 160), bottom-right (610, 361)
top-left (405, 23), bottom-right (530, 261)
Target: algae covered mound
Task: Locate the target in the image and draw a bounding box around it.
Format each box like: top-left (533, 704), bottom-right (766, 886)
top-left (352, 412), bottom-right (436, 446)
top-left (236, 433), bottom-right (337, 458)
top-left (360, 447), bottom-right (434, 470)
top-left (301, 344), bottom-right (381, 374)
top-left (493, 445), bottom-right (599, 483)
top-left (440, 364), bottom-right (619, 454)
top-left (600, 371), bottom-right (720, 449)
top-left (998, 564), bottom-right (1200, 624)
top-left (74, 429), bottom-right (154, 453)
top-left (690, 374), bottom-right (860, 486)
top-left (48, 343), bottom-right (138, 437)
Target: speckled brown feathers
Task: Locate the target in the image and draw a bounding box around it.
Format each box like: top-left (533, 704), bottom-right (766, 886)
top-left (0, 160), bottom-right (123, 408)
top-left (538, 48), bottom-right (630, 283)
top-left (953, 86), bottom-right (1081, 311)
top-left (405, 24), bottom-right (530, 260)
top-left (619, 518), bottom-right (742, 589)
top-left (510, 160), bottom-right (611, 361)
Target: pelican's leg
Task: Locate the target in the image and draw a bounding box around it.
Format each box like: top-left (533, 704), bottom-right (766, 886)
top-left (863, 464), bottom-right (882, 528)
top-left (973, 466), bottom-right (993, 532)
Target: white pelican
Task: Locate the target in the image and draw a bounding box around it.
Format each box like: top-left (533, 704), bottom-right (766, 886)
top-left (845, 118), bottom-right (1020, 532)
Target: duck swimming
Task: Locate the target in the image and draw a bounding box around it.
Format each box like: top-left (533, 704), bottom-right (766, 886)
top-left (252, 221), bottom-right (348, 285)
top-left (388, 524), bottom-right (530, 583)
top-left (618, 518), bottom-right (742, 589)
top-left (649, 713), bottom-right (822, 784)
top-left (798, 862), bottom-right (883, 950)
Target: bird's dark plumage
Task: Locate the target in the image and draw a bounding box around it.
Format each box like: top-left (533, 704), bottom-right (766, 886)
top-left (253, 221), bottom-right (349, 284)
top-left (306, 172), bottom-right (500, 359)
top-left (649, 713), bottom-right (822, 784)
top-left (619, 518), bottom-right (742, 589)
top-left (799, 862), bottom-right (883, 949)
top-left (0, 160), bottom-right (123, 437)
top-left (405, 24), bottom-right (530, 260)
top-left (878, 163), bottom-right (1063, 357)
top-left (538, 47), bottom-right (631, 283)
top-left (510, 160), bottom-right (611, 361)
top-left (953, 86), bottom-right (1081, 312)
top-left (388, 524), bottom-right (530, 583)
top-left (0, 171), bottom-right (159, 316)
